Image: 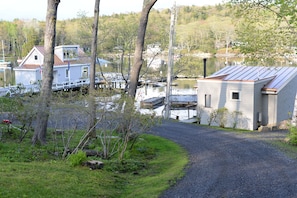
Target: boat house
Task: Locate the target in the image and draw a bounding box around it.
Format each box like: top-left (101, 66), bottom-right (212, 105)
top-left (197, 66), bottom-right (297, 130)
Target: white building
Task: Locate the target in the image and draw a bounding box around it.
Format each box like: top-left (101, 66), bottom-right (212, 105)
top-left (197, 66), bottom-right (297, 130)
top-left (14, 45), bottom-right (91, 85)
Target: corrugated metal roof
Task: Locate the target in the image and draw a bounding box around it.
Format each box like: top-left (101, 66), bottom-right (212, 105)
top-left (207, 66), bottom-right (297, 92)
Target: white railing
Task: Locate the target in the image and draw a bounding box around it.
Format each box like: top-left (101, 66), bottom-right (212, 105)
top-left (0, 78), bottom-right (126, 97)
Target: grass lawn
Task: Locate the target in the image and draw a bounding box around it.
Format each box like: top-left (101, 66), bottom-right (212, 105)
top-left (0, 133), bottom-right (188, 198)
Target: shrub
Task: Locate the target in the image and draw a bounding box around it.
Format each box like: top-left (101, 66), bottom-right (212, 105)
top-left (215, 107), bottom-right (228, 128)
top-left (287, 126), bottom-right (297, 146)
top-left (68, 150), bottom-right (87, 167)
top-left (207, 110), bottom-right (217, 126)
top-left (231, 111), bottom-right (243, 129)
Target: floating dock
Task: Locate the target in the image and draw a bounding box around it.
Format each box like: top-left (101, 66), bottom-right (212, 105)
top-left (140, 97), bottom-right (165, 109)
top-left (140, 94), bottom-right (197, 110)
top-left (170, 94), bottom-right (197, 109)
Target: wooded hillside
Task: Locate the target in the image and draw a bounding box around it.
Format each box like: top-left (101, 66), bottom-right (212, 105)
top-left (1, 2), bottom-right (296, 78)
top-left (0, 4), bottom-right (234, 65)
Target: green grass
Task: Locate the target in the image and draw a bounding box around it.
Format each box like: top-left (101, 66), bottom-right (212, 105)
top-left (120, 136), bottom-right (188, 198)
top-left (0, 133), bottom-right (188, 198)
top-left (268, 140), bottom-right (297, 160)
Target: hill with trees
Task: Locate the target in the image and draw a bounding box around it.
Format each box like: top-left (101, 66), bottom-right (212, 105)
top-left (1, 3), bottom-right (296, 78)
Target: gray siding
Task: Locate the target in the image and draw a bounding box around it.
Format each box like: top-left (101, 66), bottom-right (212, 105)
top-left (276, 75), bottom-right (297, 125)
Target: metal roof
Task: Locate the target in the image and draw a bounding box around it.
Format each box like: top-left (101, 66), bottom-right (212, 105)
top-left (207, 66), bottom-right (297, 92)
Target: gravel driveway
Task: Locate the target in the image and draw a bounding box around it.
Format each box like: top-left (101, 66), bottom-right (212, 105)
top-left (150, 120), bottom-right (297, 198)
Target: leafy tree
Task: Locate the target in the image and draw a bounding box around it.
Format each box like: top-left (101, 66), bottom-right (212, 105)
top-left (76, 11), bottom-right (93, 53)
top-left (228, 0), bottom-right (297, 64)
top-left (21, 27), bottom-right (40, 57)
top-left (32, 0), bottom-right (60, 145)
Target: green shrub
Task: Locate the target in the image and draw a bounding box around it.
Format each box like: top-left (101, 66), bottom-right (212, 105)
top-left (216, 107), bottom-right (228, 128)
top-left (287, 126), bottom-right (297, 146)
top-left (68, 150), bottom-right (87, 167)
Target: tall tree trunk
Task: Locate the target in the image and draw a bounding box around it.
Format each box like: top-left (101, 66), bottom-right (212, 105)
top-left (32, 0), bottom-right (60, 145)
top-left (87, 0), bottom-right (100, 138)
top-left (128, 0), bottom-right (157, 98)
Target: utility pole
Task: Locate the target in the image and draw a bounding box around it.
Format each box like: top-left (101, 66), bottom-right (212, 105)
top-left (164, 2), bottom-right (176, 119)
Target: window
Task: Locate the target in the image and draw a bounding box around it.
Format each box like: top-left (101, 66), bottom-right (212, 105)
top-left (66, 69), bottom-right (69, 78)
top-left (63, 47), bottom-right (78, 60)
top-left (205, 94), bottom-right (211, 108)
top-left (82, 67), bottom-right (88, 78)
top-left (34, 55), bottom-right (38, 60)
top-left (231, 91), bottom-right (240, 100)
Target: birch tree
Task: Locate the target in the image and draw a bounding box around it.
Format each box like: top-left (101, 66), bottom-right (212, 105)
top-left (32, 0), bottom-right (60, 145)
top-left (128, 0), bottom-right (158, 98)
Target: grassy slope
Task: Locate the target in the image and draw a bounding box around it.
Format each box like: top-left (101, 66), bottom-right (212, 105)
top-left (0, 134), bottom-right (187, 198)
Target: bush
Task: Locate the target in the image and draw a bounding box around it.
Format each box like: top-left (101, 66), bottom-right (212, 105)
top-left (287, 126), bottom-right (297, 146)
top-left (68, 150), bottom-right (87, 167)
top-left (215, 107), bottom-right (228, 128)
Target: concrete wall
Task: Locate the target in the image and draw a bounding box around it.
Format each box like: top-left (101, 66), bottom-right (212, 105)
top-left (197, 79), bottom-right (255, 130)
top-left (197, 78), bottom-right (273, 130)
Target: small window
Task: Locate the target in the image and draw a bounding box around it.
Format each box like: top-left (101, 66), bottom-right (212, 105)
top-left (34, 55), bottom-right (38, 60)
top-left (66, 69), bottom-right (69, 78)
top-left (232, 92), bottom-right (240, 100)
top-left (82, 67), bottom-right (88, 78)
top-left (205, 94), bottom-right (211, 108)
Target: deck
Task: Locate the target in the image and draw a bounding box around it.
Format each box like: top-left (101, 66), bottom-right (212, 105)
top-left (0, 78), bottom-right (126, 97)
top-left (140, 97), bottom-right (165, 109)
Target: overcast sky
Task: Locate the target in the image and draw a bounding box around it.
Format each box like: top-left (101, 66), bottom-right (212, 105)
top-left (0, 0), bottom-right (224, 21)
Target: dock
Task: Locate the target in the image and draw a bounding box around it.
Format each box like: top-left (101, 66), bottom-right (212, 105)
top-left (170, 94), bottom-right (197, 109)
top-left (140, 97), bottom-right (165, 109)
top-left (140, 94), bottom-right (197, 110)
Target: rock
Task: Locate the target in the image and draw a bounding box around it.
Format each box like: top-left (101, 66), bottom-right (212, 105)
top-left (278, 120), bottom-right (290, 130)
top-left (258, 126), bottom-right (270, 132)
top-left (84, 160), bottom-right (104, 170)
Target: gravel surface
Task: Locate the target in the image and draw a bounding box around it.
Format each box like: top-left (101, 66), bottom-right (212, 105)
top-left (150, 120), bottom-right (297, 198)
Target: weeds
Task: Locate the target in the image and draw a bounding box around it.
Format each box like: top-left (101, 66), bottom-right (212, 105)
top-left (68, 150), bottom-right (87, 167)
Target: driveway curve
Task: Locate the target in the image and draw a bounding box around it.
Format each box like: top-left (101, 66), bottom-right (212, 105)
top-left (150, 120), bottom-right (297, 198)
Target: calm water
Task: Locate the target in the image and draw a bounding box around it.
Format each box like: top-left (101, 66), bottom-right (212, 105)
top-left (135, 79), bottom-right (197, 120)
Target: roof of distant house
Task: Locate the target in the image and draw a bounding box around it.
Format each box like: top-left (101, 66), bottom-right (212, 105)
top-left (204, 65), bottom-right (297, 93)
top-left (17, 45), bottom-right (91, 69)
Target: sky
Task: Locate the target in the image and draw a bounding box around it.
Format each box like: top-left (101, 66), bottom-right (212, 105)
top-left (0, 0), bottom-right (224, 21)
